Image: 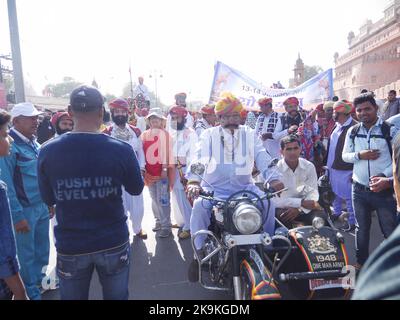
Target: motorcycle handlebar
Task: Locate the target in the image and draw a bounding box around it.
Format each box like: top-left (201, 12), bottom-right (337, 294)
top-left (198, 188), bottom-right (288, 203)
top-left (199, 190), bottom-right (214, 198)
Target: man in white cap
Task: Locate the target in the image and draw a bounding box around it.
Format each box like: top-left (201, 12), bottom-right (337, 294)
top-left (0, 102), bottom-right (52, 300)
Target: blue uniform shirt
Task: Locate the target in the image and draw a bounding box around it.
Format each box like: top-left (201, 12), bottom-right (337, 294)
top-left (0, 129), bottom-right (43, 224)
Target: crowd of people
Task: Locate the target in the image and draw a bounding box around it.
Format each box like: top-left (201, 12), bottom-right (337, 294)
top-left (0, 81), bottom-right (400, 300)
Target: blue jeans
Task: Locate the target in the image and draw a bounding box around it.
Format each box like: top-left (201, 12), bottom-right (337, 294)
top-left (57, 241), bottom-right (130, 300)
top-left (148, 179), bottom-right (172, 230)
top-left (0, 181), bottom-right (20, 280)
top-left (352, 184), bottom-right (398, 265)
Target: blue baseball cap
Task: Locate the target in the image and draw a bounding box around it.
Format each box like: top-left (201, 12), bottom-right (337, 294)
top-left (70, 85), bottom-right (104, 112)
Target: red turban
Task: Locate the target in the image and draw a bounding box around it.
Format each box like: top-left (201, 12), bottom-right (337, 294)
top-left (200, 104), bottom-right (215, 115)
top-left (315, 104), bottom-right (324, 112)
top-left (169, 105), bottom-right (188, 117)
top-left (258, 97), bottom-right (273, 107)
top-left (109, 98), bottom-right (130, 112)
top-left (283, 97), bottom-right (299, 108)
top-left (51, 112), bottom-right (72, 127)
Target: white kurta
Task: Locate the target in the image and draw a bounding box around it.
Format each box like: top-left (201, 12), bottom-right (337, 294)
top-left (195, 118), bottom-right (212, 137)
top-left (187, 125), bottom-right (281, 249)
top-left (254, 112), bottom-right (281, 160)
top-left (133, 84), bottom-right (150, 101)
top-left (166, 113), bottom-right (194, 131)
top-left (135, 116), bottom-right (147, 133)
top-left (109, 123), bottom-right (146, 235)
top-left (169, 127), bottom-right (198, 230)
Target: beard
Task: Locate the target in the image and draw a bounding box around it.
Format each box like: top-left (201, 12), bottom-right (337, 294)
top-left (171, 120), bottom-right (185, 130)
top-left (223, 124), bottom-right (239, 130)
top-left (56, 127), bottom-right (72, 135)
top-left (112, 114), bottom-right (129, 126)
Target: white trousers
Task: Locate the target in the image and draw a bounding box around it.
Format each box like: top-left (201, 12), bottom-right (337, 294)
top-left (172, 170), bottom-right (192, 231)
top-left (122, 187), bottom-right (144, 235)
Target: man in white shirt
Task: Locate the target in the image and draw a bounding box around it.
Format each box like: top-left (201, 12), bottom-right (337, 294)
top-left (194, 104), bottom-right (216, 137)
top-left (254, 97), bottom-right (281, 159)
top-left (186, 92), bottom-right (284, 281)
top-left (168, 105), bottom-right (198, 239)
top-left (273, 135), bottom-right (323, 228)
top-left (103, 98), bottom-right (147, 240)
top-left (166, 93), bottom-right (194, 130)
top-left (133, 77), bottom-right (150, 102)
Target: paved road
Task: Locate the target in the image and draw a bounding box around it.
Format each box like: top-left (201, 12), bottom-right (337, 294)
top-left (43, 188), bottom-right (385, 300)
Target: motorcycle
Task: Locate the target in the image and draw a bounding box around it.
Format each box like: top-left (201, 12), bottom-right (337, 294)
top-left (190, 162), bottom-right (289, 300)
top-left (190, 163), bottom-right (354, 300)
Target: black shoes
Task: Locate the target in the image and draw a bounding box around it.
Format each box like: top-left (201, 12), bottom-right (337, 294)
top-left (188, 259), bottom-right (199, 283)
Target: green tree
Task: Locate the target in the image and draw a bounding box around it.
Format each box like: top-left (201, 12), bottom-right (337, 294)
top-left (44, 77), bottom-right (83, 98)
top-left (2, 74), bottom-right (36, 96)
top-left (304, 65), bottom-right (323, 82)
top-left (104, 93), bottom-right (117, 102)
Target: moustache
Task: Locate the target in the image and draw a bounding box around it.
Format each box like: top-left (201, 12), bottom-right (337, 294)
top-left (223, 124), bottom-right (239, 129)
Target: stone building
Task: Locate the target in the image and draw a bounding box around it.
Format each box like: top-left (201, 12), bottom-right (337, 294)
top-left (289, 54), bottom-right (305, 88)
top-left (334, 0), bottom-right (400, 100)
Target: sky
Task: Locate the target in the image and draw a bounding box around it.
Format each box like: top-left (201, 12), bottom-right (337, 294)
top-left (0, 0), bottom-right (391, 104)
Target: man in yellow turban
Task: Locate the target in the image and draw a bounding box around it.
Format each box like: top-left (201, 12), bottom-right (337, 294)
top-left (325, 99), bottom-right (357, 232)
top-left (186, 92), bottom-right (285, 282)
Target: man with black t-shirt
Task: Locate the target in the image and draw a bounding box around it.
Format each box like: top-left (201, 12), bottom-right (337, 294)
top-left (37, 85), bottom-right (144, 300)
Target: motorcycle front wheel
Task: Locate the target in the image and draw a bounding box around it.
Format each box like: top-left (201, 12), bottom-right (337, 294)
top-left (239, 264), bottom-right (253, 300)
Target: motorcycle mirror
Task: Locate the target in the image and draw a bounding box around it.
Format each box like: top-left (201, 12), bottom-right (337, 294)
top-left (190, 163), bottom-right (206, 176)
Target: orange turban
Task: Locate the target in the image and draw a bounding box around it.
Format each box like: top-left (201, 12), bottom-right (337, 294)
top-left (215, 92), bottom-right (243, 116)
top-left (200, 104), bottom-right (215, 115)
top-left (333, 100), bottom-right (353, 114)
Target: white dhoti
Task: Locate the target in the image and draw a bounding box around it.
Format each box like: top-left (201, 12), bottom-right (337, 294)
top-left (123, 187), bottom-right (144, 235)
top-left (172, 170), bottom-right (192, 231)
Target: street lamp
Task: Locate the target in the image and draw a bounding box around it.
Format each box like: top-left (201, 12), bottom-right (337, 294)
top-left (149, 70), bottom-right (163, 108)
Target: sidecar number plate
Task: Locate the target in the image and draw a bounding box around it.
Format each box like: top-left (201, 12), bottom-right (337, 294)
top-left (309, 278), bottom-right (344, 291)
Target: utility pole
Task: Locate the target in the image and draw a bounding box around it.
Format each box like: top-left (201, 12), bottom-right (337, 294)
top-left (149, 70), bottom-right (163, 108)
top-left (7, 0), bottom-right (25, 103)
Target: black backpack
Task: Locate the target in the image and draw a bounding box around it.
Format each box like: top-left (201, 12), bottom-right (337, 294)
top-left (349, 121), bottom-right (393, 155)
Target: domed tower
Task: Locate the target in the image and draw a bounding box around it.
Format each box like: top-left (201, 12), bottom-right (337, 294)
top-left (293, 53), bottom-right (305, 87)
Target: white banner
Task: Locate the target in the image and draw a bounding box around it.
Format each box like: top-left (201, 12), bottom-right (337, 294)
top-left (209, 61), bottom-right (333, 112)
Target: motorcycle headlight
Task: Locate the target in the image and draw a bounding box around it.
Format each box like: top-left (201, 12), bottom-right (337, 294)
top-left (232, 203), bottom-right (262, 235)
top-left (312, 217), bottom-right (325, 230)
